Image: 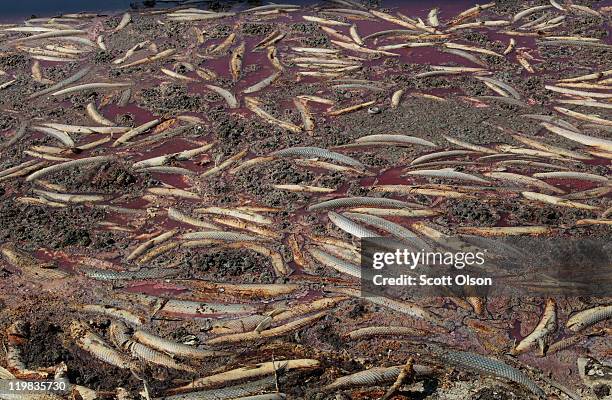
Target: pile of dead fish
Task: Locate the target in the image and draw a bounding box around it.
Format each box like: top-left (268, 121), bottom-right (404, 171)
top-left (0, 0), bottom-right (610, 398)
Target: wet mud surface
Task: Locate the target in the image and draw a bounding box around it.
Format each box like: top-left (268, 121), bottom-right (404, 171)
top-left (0, 0), bottom-right (611, 399)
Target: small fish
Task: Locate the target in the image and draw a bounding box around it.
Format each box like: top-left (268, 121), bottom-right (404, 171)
top-left (230, 41), bottom-right (246, 81)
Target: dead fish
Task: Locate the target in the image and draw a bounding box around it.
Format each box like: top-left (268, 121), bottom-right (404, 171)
top-left (332, 286), bottom-right (448, 327)
top-left (117, 48), bottom-right (176, 69)
top-left (9, 29), bottom-right (86, 44)
top-left (293, 97), bottom-right (315, 132)
top-left (230, 41), bottom-right (246, 81)
top-left (168, 208), bottom-right (216, 229)
top-left (266, 46), bottom-right (285, 71)
top-left (181, 231), bottom-right (263, 242)
top-left (242, 4), bottom-right (300, 13)
top-left (404, 168), bottom-right (489, 184)
top-left (195, 207), bottom-right (272, 225)
top-left (348, 208), bottom-right (437, 217)
top-left (195, 67), bottom-right (218, 80)
top-left (324, 364), bottom-right (433, 391)
top-left (391, 89), bottom-right (405, 108)
top-left (568, 4), bottom-right (602, 17)
top-left (457, 226), bottom-right (552, 236)
top-left (328, 211), bottom-right (380, 238)
top-left (30, 67), bottom-right (92, 99)
top-left (331, 39), bottom-right (399, 56)
top-left (533, 171), bottom-right (609, 184)
top-left (246, 97), bottom-right (303, 132)
top-left (575, 218), bottom-right (612, 226)
top-left (33, 189), bottom-right (107, 203)
top-left (201, 148), bottom-right (248, 178)
top-left (243, 71), bottom-right (281, 94)
top-left (113, 119), bottom-right (161, 146)
top-left (254, 31), bottom-right (285, 50)
top-left (0, 160), bottom-right (38, 179)
top-left (161, 68), bottom-right (196, 82)
top-left (86, 102), bottom-right (114, 126)
top-left (475, 76), bottom-right (520, 99)
top-left (209, 32), bottom-right (236, 54)
top-left (554, 106), bottom-right (612, 127)
top-left (329, 100), bottom-right (376, 116)
top-left (125, 339), bottom-right (194, 373)
top-left (558, 69), bottom-right (612, 83)
top-left (31, 60), bottom-right (53, 84)
top-left (444, 42), bottom-right (503, 57)
top-left (541, 122), bottom-right (612, 152)
top-left (510, 134), bottom-right (592, 160)
top-left (168, 11), bottom-right (236, 21)
top-left (52, 82), bottom-right (132, 96)
top-left (206, 312), bottom-right (326, 344)
top-left (292, 47), bottom-right (341, 54)
top-left (273, 184), bottom-right (333, 193)
top-left (443, 135), bottom-right (496, 154)
top-left (169, 359), bottom-right (319, 393)
top-left (370, 9), bottom-right (419, 30)
top-left (303, 15), bottom-right (350, 26)
top-left (308, 247), bottom-right (362, 278)
top-left (356, 134), bottom-right (436, 147)
top-left (77, 304), bottom-right (145, 325)
top-left (567, 305), bottom-right (612, 332)
top-left (26, 155), bottom-right (114, 182)
top-left (271, 146), bottom-right (365, 169)
top-left (205, 84), bottom-right (239, 108)
top-left (521, 191), bottom-right (600, 211)
top-left (557, 99), bottom-right (612, 109)
top-left (512, 5), bottom-right (552, 22)
top-left (374, 185), bottom-right (475, 199)
top-left (309, 196), bottom-right (422, 211)
top-left (545, 85), bottom-right (612, 99)
top-left (69, 321), bottom-right (137, 370)
top-left (1, 243), bottom-right (68, 280)
top-left (496, 144), bottom-right (567, 159)
top-left (484, 172), bottom-right (565, 194)
top-left (31, 126), bottom-right (74, 148)
top-left (147, 187), bottom-right (200, 199)
top-left (512, 299), bottom-right (557, 354)
top-left (347, 326), bottom-right (427, 340)
top-left (133, 330), bottom-right (227, 359)
top-left (96, 35), bottom-right (106, 51)
top-left (437, 349), bottom-right (545, 398)
top-left (411, 150), bottom-right (475, 165)
top-left (344, 212), bottom-right (431, 250)
top-left (113, 13), bottom-right (131, 32)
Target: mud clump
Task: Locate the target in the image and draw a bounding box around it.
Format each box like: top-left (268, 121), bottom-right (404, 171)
top-left (471, 386), bottom-right (521, 399)
top-left (509, 202), bottom-right (591, 226)
top-left (21, 319), bottom-right (70, 368)
top-left (183, 249), bottom-right (274, 283)
top-left (447, 200), bottom-right (500, 226)
top-left (47, 162), bottom-right (151, 194)
top-left (0, 53), bottom-right (27, 69)
top-left (241, 22), bottom-right (274, 36)
top-left (0, 201), bottom-right (104, 249)
top-left (140, 84), bottom-right (207, 115)
top-left (208, 24), bottom-right (232, 39)
top-left (0, 115), bottom-right (17, 131)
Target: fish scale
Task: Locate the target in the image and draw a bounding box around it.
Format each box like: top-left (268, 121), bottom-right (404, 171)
top-left (439, 350), bottom-right (545, 398)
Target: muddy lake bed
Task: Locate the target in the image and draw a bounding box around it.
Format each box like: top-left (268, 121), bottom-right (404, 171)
top-left (0, 0), bottom-right (611, 399)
